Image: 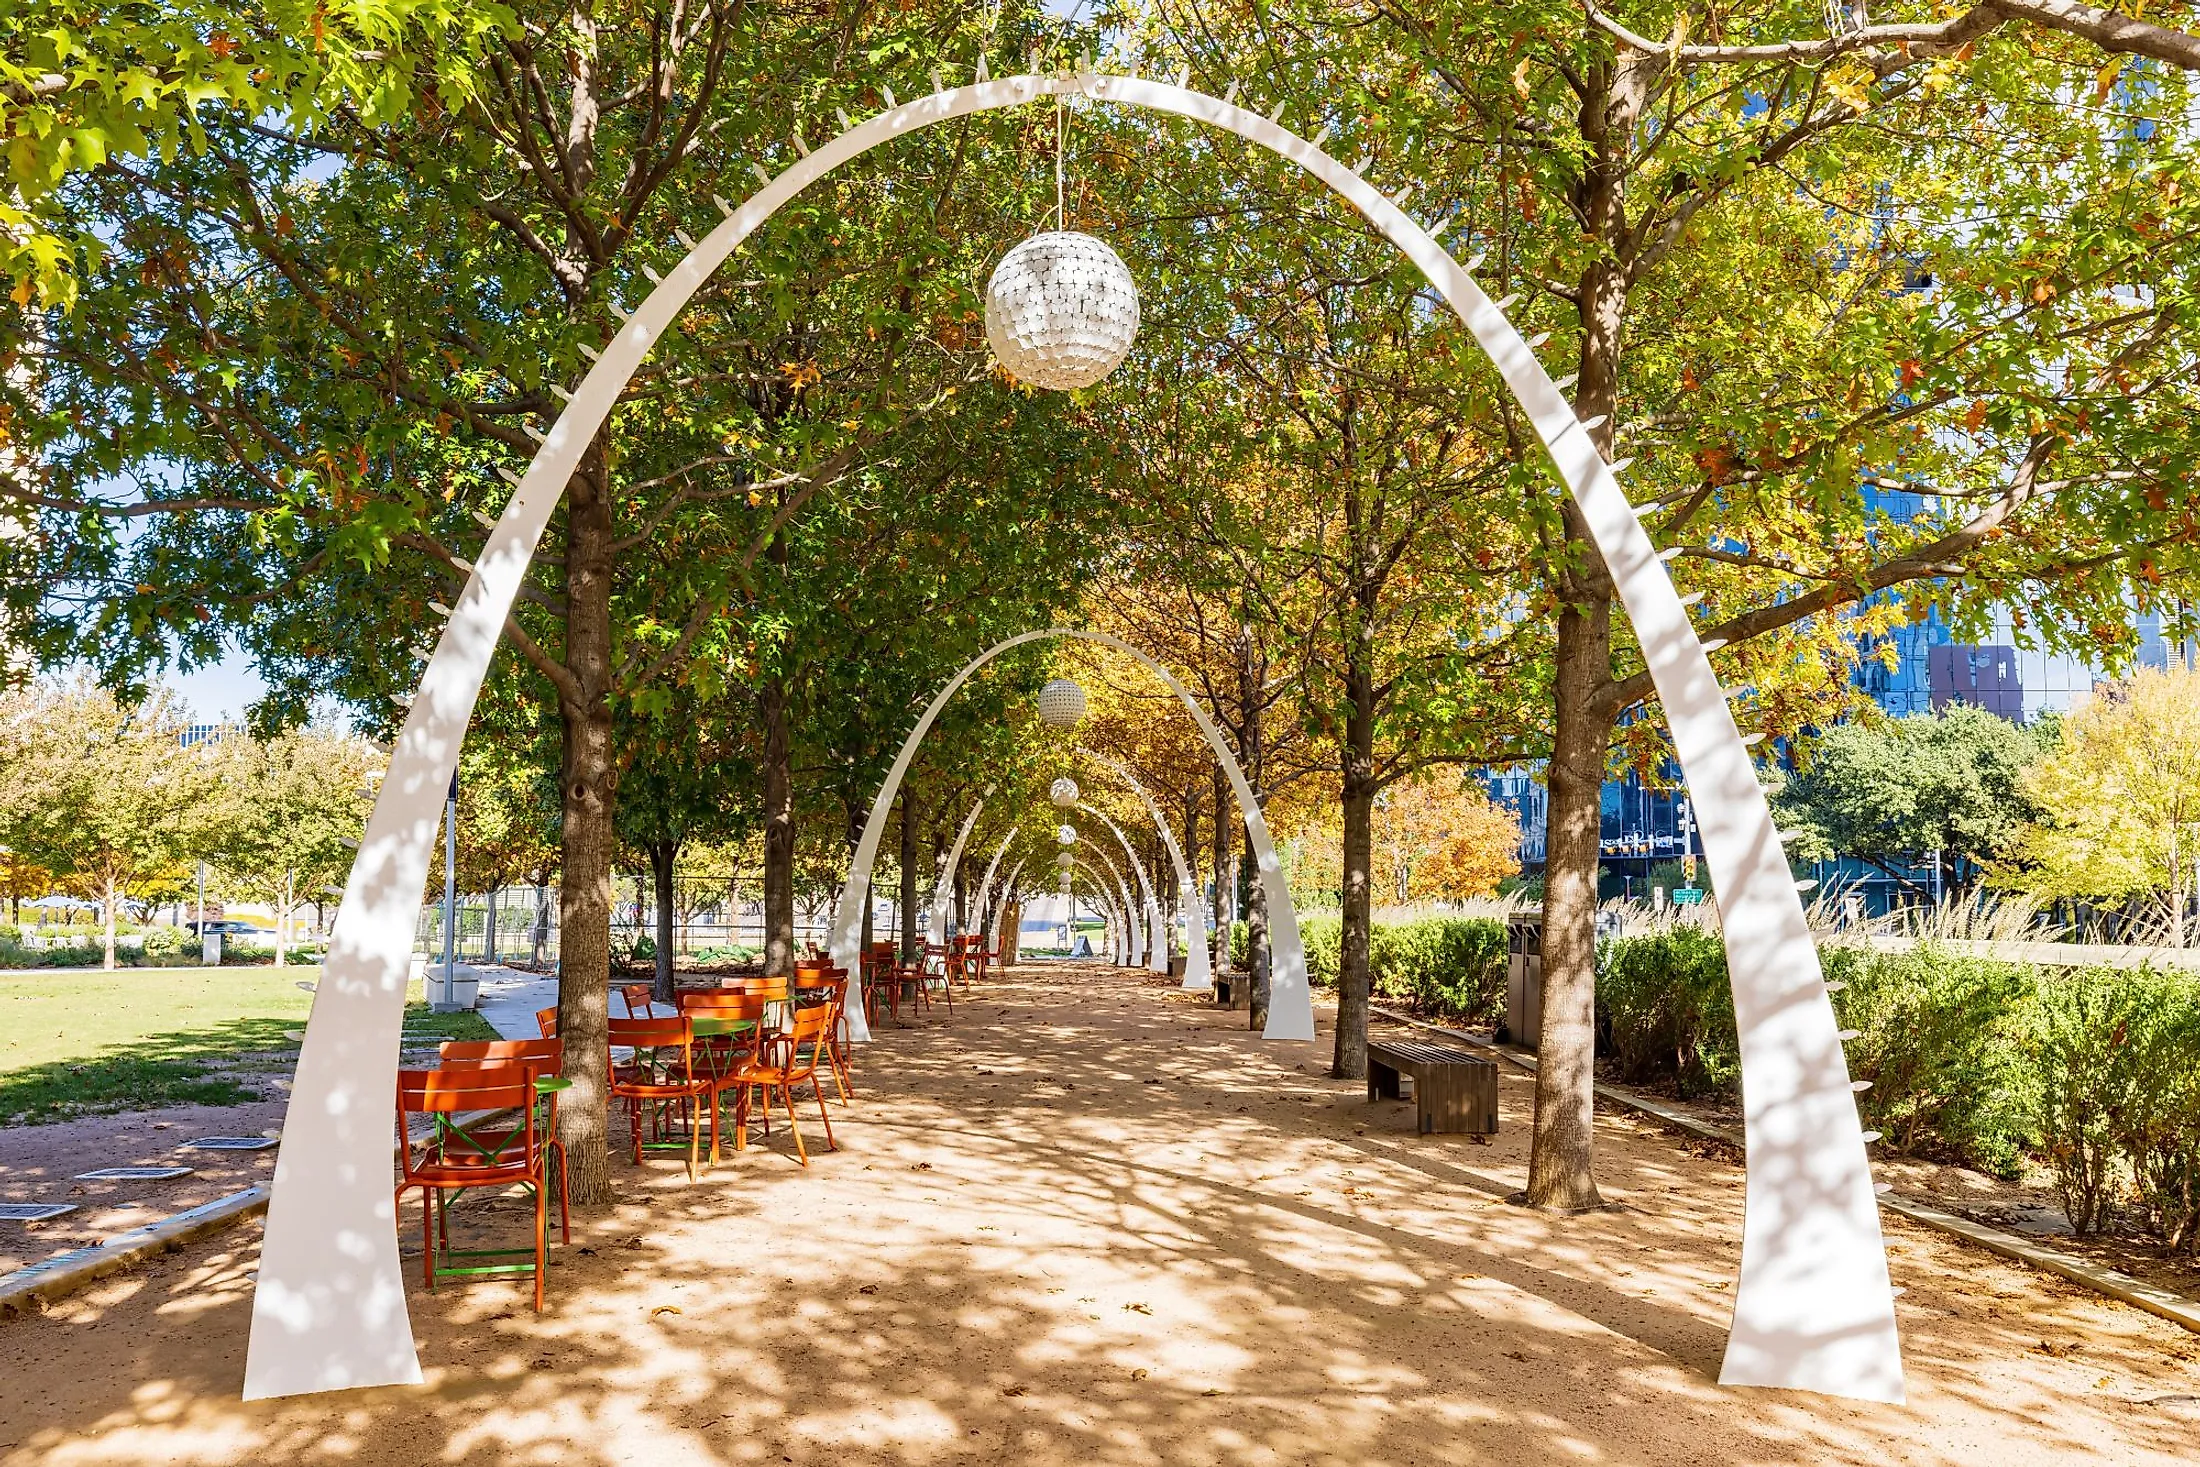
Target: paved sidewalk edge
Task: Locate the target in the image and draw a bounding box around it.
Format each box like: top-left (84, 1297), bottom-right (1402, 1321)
top-left (1367, 1004), bottom-right (2200, 1338)
top-left (0, 1185), bottom-right (269, 1317)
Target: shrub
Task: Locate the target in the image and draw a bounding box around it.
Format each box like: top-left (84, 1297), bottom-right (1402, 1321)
top-left (1296, 913), bottom-right (1506, 1025)
top-left (2022, 966), bottom-right (2153, 1235)
top-left (140, 925), bottom-right (188, 963)
top-left (1369, 918), bottom-right (1507, 1024)
top-left (1298, 916), bottom-right (1341, 987)
top-left (1830, 944), bottom-right (2033, 1176)
top-left (2114, 970), bottom-right (2200, 1252)
top-left (1596, 926), bottom-right (1738, 1097)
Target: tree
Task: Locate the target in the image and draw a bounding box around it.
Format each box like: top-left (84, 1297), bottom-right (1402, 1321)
top-left (7, 2), bottom-right (1093, 1205)
top-left (1776, 705), bottom-right (2050, 896)
top-left (215, 726), bottom-right (383, 965)
top-left (2003, 665), bottom-right (2200, 944)
top-left (0, 681), bottom-right (224, 967)
top-left (1377, 774), bottom-right (1521, 903)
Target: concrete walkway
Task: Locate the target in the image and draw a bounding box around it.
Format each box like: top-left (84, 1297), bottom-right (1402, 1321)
top-left (463, 963), bottom-right (559, 1040)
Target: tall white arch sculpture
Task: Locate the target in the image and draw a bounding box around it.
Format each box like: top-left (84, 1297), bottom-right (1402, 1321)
top-left (1077, 839), bottom-right (1136, 964)
top-left (987, 856), bottom-right (1028, 957)
top-left (1071, 860), bottom-right (1125, 961)
top-left (973, 828), bottom-right (1017, 947)
top-left (927, 794), bottom-right (987, 946)
top-left (1080, 747), bottom-right (1212, 992)
top-left (825, 624), bottom-right (1312, 1043)
top-left (1080, 802), bottom-right (1168, 974)
top-left (246, 64), bottom-right (1899, 1405)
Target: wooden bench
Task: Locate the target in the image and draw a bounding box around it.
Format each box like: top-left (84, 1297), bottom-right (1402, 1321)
top-left (1366, 1039), bottom-right (1499, 1135)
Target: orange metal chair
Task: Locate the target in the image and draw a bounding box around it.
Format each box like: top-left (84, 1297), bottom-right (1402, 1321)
top-left (436, 1037), bottom-right (573, 1238)
top-left (606, 1016), bottom-right (716, 1179)
top-left (535, 1005), bottom-right (559, 1038)
top-left (395, 1066), bottom-right (555, 1309)
top-left (862, 944), bottom-right (901, 1026)
top-left (791, 969), bottom-right (853, 1100)
top-left (619, 984), bottom-right (657, 1018)
top-left (921, 943), bottom-right (956, 1015)
top-left (731, 1002), bottom-right (839, 1165)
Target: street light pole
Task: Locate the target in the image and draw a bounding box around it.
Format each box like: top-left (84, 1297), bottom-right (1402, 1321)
top-left (440, 770), bottom-right (458, 1007)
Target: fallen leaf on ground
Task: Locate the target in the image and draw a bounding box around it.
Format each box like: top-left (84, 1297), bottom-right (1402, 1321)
top-left (859, 1285), bottom-right (877, 1295)
top-left (651, 1305), bottom-right (683, 1318)
top-left (1003, 1385), bottom-right (1027, 1397)
top-left (1130, 1368), bottom-right (1149, 1381)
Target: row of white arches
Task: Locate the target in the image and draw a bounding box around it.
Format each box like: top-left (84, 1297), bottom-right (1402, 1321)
top-left (243, 67), bottom-right (1903, 1407)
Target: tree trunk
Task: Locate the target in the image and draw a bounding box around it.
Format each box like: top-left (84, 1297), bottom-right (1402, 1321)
top-left (898, 786), bottom-right (920, 960)
top-left (852, 796), bottom-right (874, 955)
top-left (1245, 828), bottom-right (1270, 1027)
top-left (484, 885), bottom-right (498, 966)
top-left (1524, 584), bottom-right (1613, 1212)
top-left (1334, 658), bottom-right (1378, 1081)
top-left (556, 437), bottom-right (618, 1207)
top-left (532, 876), bottom-right (549, 967)
top-left (1210, 765), bottom-right (1231, 972)
top-left (649, 838), bottom-right (679, 1005)
top-left (102, 876), bottom-right (117, 971)
top-left (1521, 52), bottom-right (1644, 1212)
top-left (760, 675), bottom-right (795, 977)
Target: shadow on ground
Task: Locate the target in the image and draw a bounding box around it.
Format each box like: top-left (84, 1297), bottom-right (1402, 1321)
top-left (2, 963), bottom-right (2196, 1466)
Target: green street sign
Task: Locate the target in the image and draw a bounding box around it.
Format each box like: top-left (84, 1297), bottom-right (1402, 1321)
top-left (1672, 888), bottom-right (1706, 905)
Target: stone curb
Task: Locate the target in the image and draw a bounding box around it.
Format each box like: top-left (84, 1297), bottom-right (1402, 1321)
top-left (0, 1185), bottom-right (269, 1317)
top-left (1367, 1004), bottom-right (2200, 1338)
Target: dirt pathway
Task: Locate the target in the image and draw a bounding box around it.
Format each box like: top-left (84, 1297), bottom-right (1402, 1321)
top-left (1, 962), bottom-right (2195, 1466)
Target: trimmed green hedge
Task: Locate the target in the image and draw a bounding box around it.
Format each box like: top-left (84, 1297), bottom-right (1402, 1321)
top-left (1294, 914), bottom-right (1507, 1026)
top-left (1592, 927), bottom-right (2200, 1245)
top-left (1597, 926), bottom-right (1737, 1099)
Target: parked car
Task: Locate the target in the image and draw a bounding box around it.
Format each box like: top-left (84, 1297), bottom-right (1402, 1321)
top-left (185, 920), bottom-right (277, 938)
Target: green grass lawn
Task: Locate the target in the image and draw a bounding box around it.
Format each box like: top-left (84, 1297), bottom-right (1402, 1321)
top-left (0, 966), bottom-right (499, 1125)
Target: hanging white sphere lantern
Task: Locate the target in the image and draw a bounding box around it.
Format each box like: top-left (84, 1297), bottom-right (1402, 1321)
top-left (1037, 678), bottom-right (1086, 728)
top-left (983, 232), bottom-right (1141, 391)
top-left (1056, 824), bottom-right (1077, 846)
top-left (1056, 852), bottom-right (1076, 871)
top-left (1049, 776), bottom-right (1080, 808)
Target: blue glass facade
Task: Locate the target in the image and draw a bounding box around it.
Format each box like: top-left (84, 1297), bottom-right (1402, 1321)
top-left (1488, 586), bottom-right (2195, 899)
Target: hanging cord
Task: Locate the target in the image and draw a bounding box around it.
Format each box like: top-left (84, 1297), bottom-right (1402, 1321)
top-left (1055, 91), bottom-right (1066, 230)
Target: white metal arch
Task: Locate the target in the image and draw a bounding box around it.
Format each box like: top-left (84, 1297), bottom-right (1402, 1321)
top-left (245, 65), bottom-right (1899, 1405)
top-left (823, 624), bottom-right (1312, 1043)
top-left (927, 794), bottom-right (988, 946)
top-left (1082, 836), bottom-right (1140, 966)
top-left (973, 827), bottom-right (1018, 950)
top-left (1070, 859), bottom-right (1126, 961)
top-left (1078, 746), bottom-right (1212, 992)
top-left (1079, 802), bottom-right (1168, 974)
top-left (987, 856), bottom-right (1028, 957)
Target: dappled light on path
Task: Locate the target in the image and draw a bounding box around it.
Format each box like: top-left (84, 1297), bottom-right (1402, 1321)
top-left (2, 961), bottom-right (2194, 1464)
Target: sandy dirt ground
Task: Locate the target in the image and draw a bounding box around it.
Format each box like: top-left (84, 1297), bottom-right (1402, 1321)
top-left (1, 961), bottom-right (2197, 1466)
top-left (0, 1101), bottom-right (287, 1271)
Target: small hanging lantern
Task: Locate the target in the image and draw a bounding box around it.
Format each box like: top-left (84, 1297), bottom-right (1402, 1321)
top-left (1056, 852), bottom-right (1076, 871)
top-left (983, 232), bottom-right (1141, 391)
top-left (1056, 824), bottom-right (1077, 846)
top-left (1037, 678), bottom-right (1087, 728)
top-left (1049, 776), bottom-right (1080, 808)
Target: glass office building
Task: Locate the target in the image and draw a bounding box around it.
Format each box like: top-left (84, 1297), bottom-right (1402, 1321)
top-left (1488, 585), bottom-right (2195, 907)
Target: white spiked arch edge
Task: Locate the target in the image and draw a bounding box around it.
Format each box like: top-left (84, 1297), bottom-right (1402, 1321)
top-left (244, 65), bottom-right (1900, 1406)
top-left (1077, 746), bottom-right (1211, 991)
